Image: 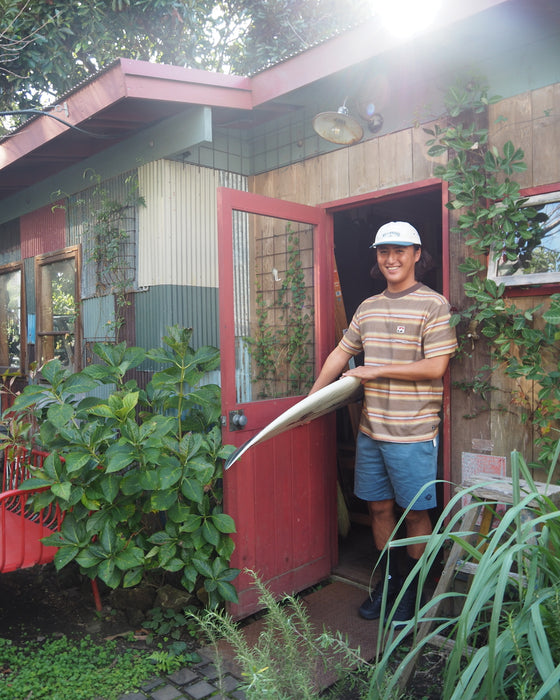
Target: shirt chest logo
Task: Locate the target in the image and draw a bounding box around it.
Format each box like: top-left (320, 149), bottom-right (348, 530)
top-left (396, 325), bottom-right (406, 334)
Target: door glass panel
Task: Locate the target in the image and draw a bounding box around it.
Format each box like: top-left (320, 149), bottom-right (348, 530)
top-left (0, 268), bottom-right (22, 372)
top-left (233, 211), bottom-right (315, 403)
top-left (38, 257), bottom-right (77, 370)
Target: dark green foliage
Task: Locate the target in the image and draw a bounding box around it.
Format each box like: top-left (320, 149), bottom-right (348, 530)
top-left (1, 326), bottom-right (238, 608)
top-left (0, 0), bottom-right (369, 116)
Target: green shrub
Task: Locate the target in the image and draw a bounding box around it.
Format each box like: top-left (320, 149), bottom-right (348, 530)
top-left (1, 326), bottom-right (238, 608)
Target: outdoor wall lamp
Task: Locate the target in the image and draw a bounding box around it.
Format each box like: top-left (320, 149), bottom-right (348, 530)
top-left (312, 98), bottom-right (363, 145)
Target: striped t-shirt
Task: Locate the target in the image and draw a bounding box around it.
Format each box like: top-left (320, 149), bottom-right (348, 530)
top-left (339, 282), bottom-right (457, 443)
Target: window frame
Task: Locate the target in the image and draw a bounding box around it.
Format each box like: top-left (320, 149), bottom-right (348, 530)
top-left (0, 261), bottom-right (26, 375)
top-left (487, 187), bottom-right (560, 289)
top-left (35, 246), bottom-right (81, 372)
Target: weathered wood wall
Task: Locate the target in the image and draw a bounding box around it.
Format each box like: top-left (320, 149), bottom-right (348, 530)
top-left (250, 120), bottom-right (444, 206)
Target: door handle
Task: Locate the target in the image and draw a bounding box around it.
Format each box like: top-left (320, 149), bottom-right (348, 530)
top-left (229, 409), bottom-right (248, 430)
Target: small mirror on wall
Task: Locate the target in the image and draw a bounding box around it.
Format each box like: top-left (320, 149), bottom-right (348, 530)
top-left (488, 190), bottom-right (560, 287)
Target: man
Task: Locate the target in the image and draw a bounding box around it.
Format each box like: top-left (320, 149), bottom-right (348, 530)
top-left (309, 221), bottom-right (457, 625)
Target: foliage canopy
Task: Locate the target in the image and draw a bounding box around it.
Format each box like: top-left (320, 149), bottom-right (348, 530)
top-left (0, 0), bottom-right (369, 117)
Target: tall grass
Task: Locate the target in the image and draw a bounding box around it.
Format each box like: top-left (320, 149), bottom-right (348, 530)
top-left (369, 440), bottom-right (560, 700)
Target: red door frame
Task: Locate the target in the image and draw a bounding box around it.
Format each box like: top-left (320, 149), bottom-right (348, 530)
top-left (320, 178), bottom-right (453, 506)
top-left (218, 187), bottom-right (335, 618)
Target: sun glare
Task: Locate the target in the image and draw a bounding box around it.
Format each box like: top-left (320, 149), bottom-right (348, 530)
top-left (374, 0), bottom-right (443, 38)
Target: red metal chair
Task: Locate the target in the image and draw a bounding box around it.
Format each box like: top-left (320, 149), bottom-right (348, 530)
top-left (0, 447), bottom-right (102, 610)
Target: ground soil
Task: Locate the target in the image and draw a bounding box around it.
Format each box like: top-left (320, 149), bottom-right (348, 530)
top-left (0, 564), bottom-right (445, 699)
top-left (0, 564), bottom-right (143, 648)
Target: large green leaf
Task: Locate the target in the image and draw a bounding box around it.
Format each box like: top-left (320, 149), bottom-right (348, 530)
top-left (64, 451), bottom-right (92, 474)
top-left (211, 512), bottom-right (236, 534)
top-left (61, 373), bottom-right (99, 395)
top-left (76, 548), bottom-right (104, 568)
top-left (114, 546), bottom-right (145, 570)
top-left (202, 519), bottom-right (220, 546)
top-left (98, 559), bottom-right (121, 588)
top-left (216, 580), bottom-right (239, 603)
top-left (47, 403), bottom-right (74, 428)
top-left (158, 464), bottom-right (182, 489)
top-left (181, 477), bottom-right (204, 503)
top-left (51, 481), bottom-right (72, 501)
top-left (150, 489), bottom-right (178, 511)
top-left (54, 545), bottom-right (80, 569)
top-left (105, 442), bottom-right (136, 473)
top-left (123, 567), bottom-right (143, 588)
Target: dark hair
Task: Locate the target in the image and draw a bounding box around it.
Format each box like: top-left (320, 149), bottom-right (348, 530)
top-left (369, 245), bottom-right (435, 281)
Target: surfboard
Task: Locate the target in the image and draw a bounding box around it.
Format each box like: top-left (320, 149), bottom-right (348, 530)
top-left (224, 375), bottom-right (364, 469)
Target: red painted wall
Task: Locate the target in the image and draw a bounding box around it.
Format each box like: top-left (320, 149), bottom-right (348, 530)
top-left (20, 202), bottom-right (65, 259)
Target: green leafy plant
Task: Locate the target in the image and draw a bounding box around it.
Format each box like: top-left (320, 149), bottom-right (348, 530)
top-left (147, 646), bottom-right (193, 675)
top-left (368, 441), bottom-right (560, 699)
top-left (194, 570), bottom-right (371, 700)
top-left (0, 634), bottom-right (156, 700)
top-left (143, 606), bottom-right (198, 642)
top-left (424, 76), bottom-right (560, 465)
top-left (1, 326), bottom-right (238, 608)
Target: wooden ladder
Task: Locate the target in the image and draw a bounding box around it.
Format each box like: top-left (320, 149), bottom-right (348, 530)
top-left (397, 475), bottom-right (560, 689)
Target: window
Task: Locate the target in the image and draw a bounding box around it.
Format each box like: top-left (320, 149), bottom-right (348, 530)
top-left (0, 263), bottom-right (24, 373)
top-left (488, 190), bottom-right (560, 287)
top-left (36, 247), bottom-right (81, 371)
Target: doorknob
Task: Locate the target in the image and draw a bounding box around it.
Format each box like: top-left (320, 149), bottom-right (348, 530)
top-left (229, 409), bottom-right (248, 430)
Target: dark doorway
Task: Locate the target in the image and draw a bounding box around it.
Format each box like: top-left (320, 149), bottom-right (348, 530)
top-left (330, 187), bottom-right (444, 588)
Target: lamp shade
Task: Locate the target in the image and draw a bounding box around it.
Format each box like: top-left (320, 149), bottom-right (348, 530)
top-left (312, 108), bottom-right (363, 145)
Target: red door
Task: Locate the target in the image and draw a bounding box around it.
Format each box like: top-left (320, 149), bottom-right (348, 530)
top-left (218, 187), bottom-right (336, 618)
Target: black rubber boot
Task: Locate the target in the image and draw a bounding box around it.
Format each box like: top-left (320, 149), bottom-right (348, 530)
top-left (388, 554), bottom-right (424, 627)
top-left (358, 554), bottom-right (402, 620)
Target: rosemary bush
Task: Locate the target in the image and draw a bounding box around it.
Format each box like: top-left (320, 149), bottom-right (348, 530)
top-left (195, 570), bottom-right (371, 699)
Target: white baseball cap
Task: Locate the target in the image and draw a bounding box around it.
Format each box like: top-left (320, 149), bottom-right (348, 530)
top-left (372, 221), bottom-right (422, 248)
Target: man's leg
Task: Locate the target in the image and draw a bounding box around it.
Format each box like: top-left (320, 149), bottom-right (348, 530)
top-left (358, 498), bottom-right (401, 620)
top-left (404, 508), bottom-right (432, 560)
top-left (369, 498), bottom-right (396, 551)
top-left (388, 508), bottom-right (432, 625)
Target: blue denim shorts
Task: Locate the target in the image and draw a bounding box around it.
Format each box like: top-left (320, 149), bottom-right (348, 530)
top-left (354, 431), bottom-right (438, 510)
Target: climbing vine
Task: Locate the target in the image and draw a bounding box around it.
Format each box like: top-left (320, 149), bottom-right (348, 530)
top-left (249, 224), bottom-right (314, 399)
top-left (425, 77), bottom-right (560, 465)
top-left (85, 171), bottom-right (145, 336)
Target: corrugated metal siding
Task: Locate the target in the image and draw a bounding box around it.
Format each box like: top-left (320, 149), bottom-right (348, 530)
top-left (138, 161), bottom-right (247, 289)
top-left (66, 171), bottom-right (138, 299)
top-left (20, 204), bottom-right (65, 258)
top-left (134, 285), bottom-right (219, 359)
top-left (82, 295), bottom-right (116, 342)
top-left (0, 219), bottom-right (20, 265)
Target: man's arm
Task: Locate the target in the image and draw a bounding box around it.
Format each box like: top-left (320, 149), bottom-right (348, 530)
top-left (309, 346), bottom-right (354, 394)
top-left (342, 354), bottom-right (450, 383)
